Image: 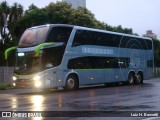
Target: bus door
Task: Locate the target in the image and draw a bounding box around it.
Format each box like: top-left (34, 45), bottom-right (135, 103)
top-left (86, 57), bottom-right (105, 85)
top-left (104, 57), bottom-right (117, 83)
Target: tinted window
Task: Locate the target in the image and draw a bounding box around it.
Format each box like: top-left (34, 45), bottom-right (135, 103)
top-left (67, 57), bottom-right (90, 69)
top-left (68, 57), bottom-right (130, 69)
top-left (42, 46), bottom-right (65, 69)
top-left (47, 27), bottom-right (73, 44)
top-left (145, 39), bottom-right (153, 50)
top-left (72, 30), bottom-right (152, 50)
top-left (72, 30), bottom-right (122, 47)
top-left (147, 60), bottom-right (153, 67)
top-left (19, 27), bottom-right (49, 47)
top-left (36, 27), bottom-right (50, 44)
top-left (120, 37), bottom-right (152, 50)
top-left (118, 58), bottom-right (130, 68)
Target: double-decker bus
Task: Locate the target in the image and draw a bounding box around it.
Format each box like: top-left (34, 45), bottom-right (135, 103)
top-left (5, 24), bottom-right (154, 90)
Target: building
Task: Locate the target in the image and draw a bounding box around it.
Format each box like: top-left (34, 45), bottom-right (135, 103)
top-left (143, 30), bottom-right (157, 39)
top-left (62, 0), bottom-right (86, 9)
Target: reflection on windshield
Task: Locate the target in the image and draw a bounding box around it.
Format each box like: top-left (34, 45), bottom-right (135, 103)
top-left (19, 30), bottom-right (35, 46)
top-left (18, 27), bottom-right (49, 47)
top-left (15, 52), bottom-right (41, 75)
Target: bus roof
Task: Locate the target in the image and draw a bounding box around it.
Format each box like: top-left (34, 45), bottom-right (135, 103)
top-left (27, 24), bottom-right (74, 30)
top-left (28, 24), bottom-right (152, 41)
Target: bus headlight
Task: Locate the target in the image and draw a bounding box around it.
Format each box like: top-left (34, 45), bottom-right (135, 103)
top-left (13, 83), bottom-right (16, 87)
top-left (13, 76), bottom-right (17, 81)
top-left (35, 81), bottom-right (42, 88)
top-left (33, 76), bottom-right (41, 81)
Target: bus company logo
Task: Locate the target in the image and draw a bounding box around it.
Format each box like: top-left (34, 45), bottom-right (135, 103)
top-left (2, 112), bottom-right (12, 117)
top-left (82, 47), bottom-right (113, 55)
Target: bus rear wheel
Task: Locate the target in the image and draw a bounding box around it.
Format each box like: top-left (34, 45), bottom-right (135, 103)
top-left (127, 73), bottom-right (135, 85)
top-left (135, 73), bottom-right (143, 84)
top-left (64, 75), bottom-right (79, 91)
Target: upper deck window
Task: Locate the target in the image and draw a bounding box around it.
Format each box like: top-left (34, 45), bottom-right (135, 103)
top-left (47, 27), bottom-right (73, 44)
top-left (72, 29), bottom-right (152, 50)
top-left (18, 26), bottom-right (73, 47)
top-left (18, 26), bottom-right (49, 47)
top-left (72, 30), bottom-right (122, 47)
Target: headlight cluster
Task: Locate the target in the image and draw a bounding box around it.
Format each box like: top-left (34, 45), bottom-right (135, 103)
top-left (35, 81), bottom-right (42, 88)
top-left (13, 76), bottom-right (17, 81)
top-left (33, 76), bottom-right (41, 81)
top-left (12, 75), bottom-right (42, 88)
top-left (33, 76), bottom-right (42, 88)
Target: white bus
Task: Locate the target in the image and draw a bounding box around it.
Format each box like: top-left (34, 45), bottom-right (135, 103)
top-left (5, 24), bottom-right (154, 90)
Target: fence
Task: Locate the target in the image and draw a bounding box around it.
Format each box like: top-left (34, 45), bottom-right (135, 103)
top-left (0, 67), bottom-right (14, 83)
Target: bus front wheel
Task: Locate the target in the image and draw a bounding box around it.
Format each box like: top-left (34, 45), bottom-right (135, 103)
top-left (127, 73), bottom-right (135, 85)
top-left (64, 75), bottom-right (79, 90)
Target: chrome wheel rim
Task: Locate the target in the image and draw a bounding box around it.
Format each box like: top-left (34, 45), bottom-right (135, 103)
top-left (137, 75), bottom-right (141, 83)
top-left (67, 78), bottom-right (75, 88)
top-left (129, 76), bottom-right (134, 84)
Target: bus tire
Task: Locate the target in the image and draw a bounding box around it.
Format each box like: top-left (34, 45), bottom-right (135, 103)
top-left (64, 75), bottom-right (79, 90)
top-left (127, 72), bottom-right (135, 85)
top-left (135, 72), bottom-right (143, 84)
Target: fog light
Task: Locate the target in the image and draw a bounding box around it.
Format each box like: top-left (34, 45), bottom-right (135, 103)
top-left (13, 83), bottom-right (16, 87)
top-left (35, 81), bottom-right (42, 88)
top-left (33, 76), bottom-right (40, 81)
top-left (13, 76), bottom-right (17, 81)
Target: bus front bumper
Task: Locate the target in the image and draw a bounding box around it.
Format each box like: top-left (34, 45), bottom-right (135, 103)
top-left (13, 79), bottom-right (43, 89)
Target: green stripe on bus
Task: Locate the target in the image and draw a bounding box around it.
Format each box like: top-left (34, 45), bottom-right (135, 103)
top-left (35, 42), bottom-right (55, 57)
top-left (4, 46), bottom-right (17, 60)
top-left (75, 69), bottom-right (112, 70)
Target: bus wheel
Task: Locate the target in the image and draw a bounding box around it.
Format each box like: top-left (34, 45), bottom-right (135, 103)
top-left (135, 73), bottom-right (143, 84)
top-left (64, 75), bottom-right (79, 90)
top-left (127, 73), bottom-right (135, 85)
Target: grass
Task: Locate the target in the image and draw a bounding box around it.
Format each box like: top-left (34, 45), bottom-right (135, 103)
top-left (0, 83), bottom-right (13, 90)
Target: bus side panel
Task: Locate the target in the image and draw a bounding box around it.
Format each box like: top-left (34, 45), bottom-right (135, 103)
top-left (43, 69), bottom-right (58, 88)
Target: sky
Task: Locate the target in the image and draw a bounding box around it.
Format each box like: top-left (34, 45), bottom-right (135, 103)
top-left (2, 0), bottom-right (160, 39)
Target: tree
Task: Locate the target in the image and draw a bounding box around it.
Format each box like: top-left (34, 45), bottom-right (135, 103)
top-left (0, 1), bottom-right (24, 66)
top-left (15, 4), bottom-right (48, 39)
top-left (46, 2), bottom-right (72, 24)
top-left (8, 3), bottom-right (23, 44)
top-left (153, 39), bottom-right (160, 67)
top-left (69, 7), bottom-right (96, 27)
top-left (0, 1), bottom-right (23, 44)
top-left (0, 1), bottom-right (10, 43)
top-left (105, 24), bottom-right (134, 35)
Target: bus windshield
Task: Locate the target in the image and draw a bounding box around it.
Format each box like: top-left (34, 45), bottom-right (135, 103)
top-left (18, 26), bottom-right (73, 47)
top-left (18, 26), bottom-right (49, 47)
top-left (14, 52), bottom-right (42, 75)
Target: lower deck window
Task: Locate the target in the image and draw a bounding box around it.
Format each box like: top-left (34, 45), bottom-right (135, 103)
top-left (67, 57), bottom-right (130, 69)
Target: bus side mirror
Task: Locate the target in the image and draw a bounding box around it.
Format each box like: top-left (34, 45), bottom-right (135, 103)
top-left (4, 46), bottom-right (17, 60)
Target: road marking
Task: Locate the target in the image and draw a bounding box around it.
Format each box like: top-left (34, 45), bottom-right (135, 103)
top-left (142, 117), bottom-right (160, 120)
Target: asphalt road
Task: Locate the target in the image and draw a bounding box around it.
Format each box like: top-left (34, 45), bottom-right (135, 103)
top-left (1, 78), bottom-right (160, 120)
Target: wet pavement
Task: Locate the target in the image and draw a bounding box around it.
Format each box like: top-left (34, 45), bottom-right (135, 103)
top-left (0, 78), bottom-right (160, 120)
